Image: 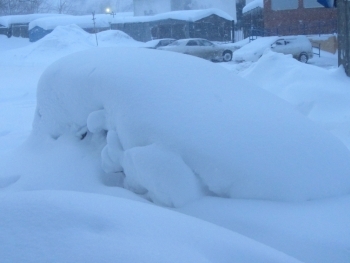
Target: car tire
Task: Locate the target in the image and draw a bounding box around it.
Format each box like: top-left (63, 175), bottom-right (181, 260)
top-left (223, 51), bottom-right (232, 62)
top-left (298, 53), bottom-right (309, 63)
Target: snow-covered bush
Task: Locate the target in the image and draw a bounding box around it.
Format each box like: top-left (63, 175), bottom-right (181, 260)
top-left (33, 47), bottom-right (350, 206)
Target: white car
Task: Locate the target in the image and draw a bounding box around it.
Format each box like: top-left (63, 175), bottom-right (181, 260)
top-left (158, 38), bottom-right (235, 62)
top-left (143, 38), bottom-right (176, 49)
top-left (271, 36), bottom-right (313, 63)
top-left (233, 35), bottom-right (313, 63)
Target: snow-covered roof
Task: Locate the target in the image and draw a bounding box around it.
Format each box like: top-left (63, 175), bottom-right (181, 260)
top-left (29, 9), bottom-right (233, 31)
top-left (243, 0), bottom-right (264, 14)
top-left (0, 14), bottom-right (68, 27)
top-left (29, 14), bottom-right (113, 30)
top-left (136, 8), bottom-right (233, 23)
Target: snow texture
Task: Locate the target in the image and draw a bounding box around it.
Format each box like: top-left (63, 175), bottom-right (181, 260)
top-left (1, 24), bottom-right (350, 263)
top-left (0, 14), bottom-right (68, 27)
top-left (29, 14), bottom-right (112, 30)
top-left (33, 46), bottom-right (350, 206)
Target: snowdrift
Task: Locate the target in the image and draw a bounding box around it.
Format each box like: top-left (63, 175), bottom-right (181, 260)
top-left (32, 47), bottom-right (350, 206)
top-left (0, 25), bottom-right (143, 66)
top-left (241, 51), bottom-right (350, 148)
top-left (0, 190), bottom-right (303, 263)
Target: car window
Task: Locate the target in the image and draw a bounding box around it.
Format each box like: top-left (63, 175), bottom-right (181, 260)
top-left (168, 41), bottom-right (181, 46)
top-left (275, 40), bottom-right (285, 45)
top-left (187, 40), bottom-right (198, 46)
top-left (165, 40), bottom-right (175, 45)
top-left (198, 40), bottom-right (214, 46)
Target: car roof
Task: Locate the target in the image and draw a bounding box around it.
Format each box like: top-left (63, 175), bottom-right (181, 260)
top-left (176, 38), bottom-right (209, 42)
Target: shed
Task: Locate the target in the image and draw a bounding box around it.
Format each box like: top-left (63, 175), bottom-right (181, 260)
top-left (111, 9), bottom-right (234, 42)
top-left (0, 14), bottom-right (68, 38)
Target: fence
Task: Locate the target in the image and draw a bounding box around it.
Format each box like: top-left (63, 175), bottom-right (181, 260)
top-left (247, 20), bottom-right (337, 39)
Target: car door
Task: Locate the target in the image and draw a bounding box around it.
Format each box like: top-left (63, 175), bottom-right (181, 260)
top-left (185, 40), bottom-right (202, 58)
top-left (197, 39), bottom-right (218, 60)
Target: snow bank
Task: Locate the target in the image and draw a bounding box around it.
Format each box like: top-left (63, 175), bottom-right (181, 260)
top-left (29, 14), bottom-right (110, 30)
top-left (96, 30), bottom-right (144, 47)
top-left (0, 191), bottom-right (302, 263)
top-left (179, 195), bottom-right (350, 263)
top-left (232, 36), bottom-right (278, 62)
top-left (0, 25), bottom-right (143, 66)
top-left (32, 47), bottom-right (350, 206)
top-left (243, 0), bottom-right (264, 13)
top-left (0, 34), bottom-right (30, 50)
top-left (241, 51), bottom-right (350, 148)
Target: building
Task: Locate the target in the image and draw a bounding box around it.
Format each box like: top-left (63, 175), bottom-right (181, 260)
top-left (111, 9), bottom-right (234, 42)
top-left (0, 14), bottom-right (67, 38)
top-left (242, 0), bottom-right (337, 37)
top-left (26, 9), bottom-right (234, 43)
top-left (133, 0), bottom-right (237, 22)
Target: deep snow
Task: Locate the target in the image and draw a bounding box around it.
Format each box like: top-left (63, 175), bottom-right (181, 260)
top-left (0, 26), bottom-right (349, 263)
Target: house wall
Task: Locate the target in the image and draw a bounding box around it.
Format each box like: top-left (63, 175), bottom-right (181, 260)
top-left (0, 26), bottom-right (9, 36)
top-left (111, 14), bottom-right (233, 42)
top-left (192, 15), bottom-right (233, 41)
top-left (263, 0), bottom-right (337, 35)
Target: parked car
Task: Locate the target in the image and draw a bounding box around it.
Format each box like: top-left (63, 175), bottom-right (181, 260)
top-left (158, 38), bottom-right (235, 62)
top-left (144, 38), bottom-right (176, 49)
top-left (233, 35), bottom-right (313, 63)
top-left (271, 36), bottom-right (313, 62)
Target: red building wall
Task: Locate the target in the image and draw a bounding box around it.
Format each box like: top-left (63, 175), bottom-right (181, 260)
top-left (263, 0), bottom-right (337, 35)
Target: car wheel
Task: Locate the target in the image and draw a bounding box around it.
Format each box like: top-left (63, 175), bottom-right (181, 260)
top-left (222, 51), bottom-right (232, 62)
top-left (298, 53), bottom-right (308, 63)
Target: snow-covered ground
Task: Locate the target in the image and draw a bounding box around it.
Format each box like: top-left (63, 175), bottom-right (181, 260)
top-left (0, 26), bottom-right (349, 263)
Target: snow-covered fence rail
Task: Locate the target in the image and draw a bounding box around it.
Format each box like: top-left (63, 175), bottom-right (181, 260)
top-left (248, 19), bottom-right (337, 39)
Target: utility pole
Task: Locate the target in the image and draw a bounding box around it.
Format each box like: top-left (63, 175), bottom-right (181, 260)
top-left (337, 0), bottom-right (350, 76)
top-left (92, 12), bottom-right (98, 46)
top-left (318, 0), bottom-right (350, 77)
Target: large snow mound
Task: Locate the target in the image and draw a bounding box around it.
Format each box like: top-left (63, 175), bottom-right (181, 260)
top-left (0, 191), bottom-right (303, 263)
top-left (33, 47), bottom-right (350, 206)
top-left (241, 51), bottom-right (350, 148)
top-left (0, 25), bottom-right (143, 66)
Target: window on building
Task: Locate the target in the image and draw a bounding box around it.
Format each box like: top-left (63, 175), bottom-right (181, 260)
top-left (271, 0), bottom-right (298, 10)
top-left (303, 0), bottom-right (323, 8)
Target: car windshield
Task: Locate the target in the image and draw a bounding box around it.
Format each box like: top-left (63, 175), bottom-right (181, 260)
top-left (198, 40), bottom-right (214, 46)
top-left (186, 40), bottom-right (198, 46)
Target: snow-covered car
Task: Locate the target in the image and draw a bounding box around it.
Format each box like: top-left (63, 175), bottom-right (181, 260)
top-left (233, 35), bottom-right (313, 63)
top-left (158, 38), bottom-right (235, 62)
top-left (143, 38), bottom-right (176, 49)
top-left (271, 35), bottom-right (313, 63)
